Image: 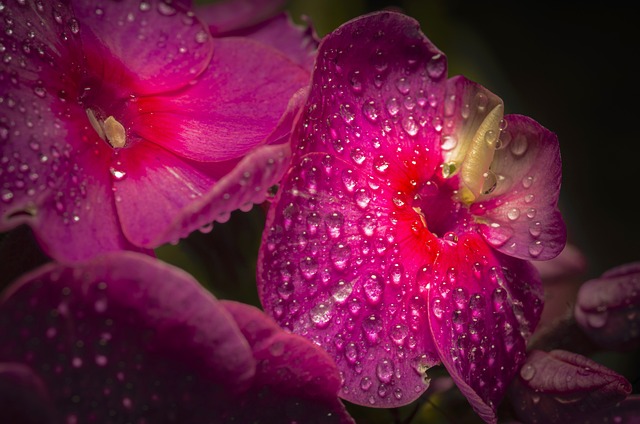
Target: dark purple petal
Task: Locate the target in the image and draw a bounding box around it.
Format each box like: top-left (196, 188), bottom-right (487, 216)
top-left (132, 36), bottom-right (309, 162)
top-left (196, 0), bottom-right (287, 34)
top-left (575, 262), bottom-right (640, 351)
top-left (0, 252), bottom-right (255, 423)
top-left (471, 115), bottom-right (566, 261)
top-left (72, 0), bottom-right (213, 95)
top-left (508, 350), bottom-right (632, 424)
top-left (0, 362), bottom-right (54, 424)
top-left (427, 234), bottom-right (543, 424)
top-left (221, 301), bottom-right (355, 424)
top-left (258, 152), bottom-right (441, 408)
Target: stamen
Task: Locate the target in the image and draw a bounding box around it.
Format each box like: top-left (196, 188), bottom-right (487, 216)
top-left (86, 109), bottom-right (105, 141)
top-left (104, 116), bottom-right (126, 148)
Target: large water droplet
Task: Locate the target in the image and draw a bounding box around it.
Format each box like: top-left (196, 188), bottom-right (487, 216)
top-left (376, 359), bottom-right (393, 383)
top-left (310, 302), bottom-right (333, 328)
top-left (332, 280), bottom-right (353, 303)
top-left (520, 363), bottom-right (536, 381)
top-left (510, 134), bottom-right (528, 156)
top-left (426, 54), bottom-right (446, 79)
top-left (363, 274), bottom-right (383, 305)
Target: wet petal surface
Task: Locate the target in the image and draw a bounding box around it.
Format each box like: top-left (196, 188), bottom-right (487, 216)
top-left (0, 252), bottom-right (255, 423)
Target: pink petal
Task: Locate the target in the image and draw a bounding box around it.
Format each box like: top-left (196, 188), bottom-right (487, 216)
top-left (72, 0), bottom-right (213, 95)
top-left (574, 262), bottom-right (640, 351)
top-left (0, 362), bottom-right (53, 424)
top-left (427, 234), bottom-right (543, 424)
top-left (0, 252), bottom-right (255, 422)
top-left (258, 153), bottom-right (441, 408)
top-left (196, 0), bottom-right (287, 34)
top-left (290, 11), bottom-right (448, 166)
top-left (132, 36), bottom-right (309, 162)
top-left (508, 350), bottom-right (632, 423)
top-left (471, 114), bottom-right (566, 261)
top-left (221, 301), bottom-right (355, 424)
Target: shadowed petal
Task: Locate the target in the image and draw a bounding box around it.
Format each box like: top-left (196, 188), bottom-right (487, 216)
top-left (575, 262), bottom-right (640, 351)
top-left (196, 0), bottom-right (287, 34)
top-left (258, 152), bottom-right (440, 407)
top-left (133, 37), bottom-right (309, 162)
top-left (471, 115), bottom-right (566, 261)
top-left (0, 363), bottom-right (54, 424)
top-left (508, 350), bottom-right (632, 424)
top-left (427, 235), bottom-right (543, 424)
top-left (221, 301), bottom-right (355, 424)
top-left (0, 252), bottom-right (255, 422)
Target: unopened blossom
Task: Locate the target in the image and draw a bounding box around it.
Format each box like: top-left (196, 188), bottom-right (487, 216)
top-left (257, 11), bottom-right (566, 423)
top-left (0, 0), bottom-right (310, 262)
top-left (0, 251), bottom-right (354, 423)
top-left (575, 262), bottom-right (640, 351)
top-left (508, 349), bottom-right (631, 424)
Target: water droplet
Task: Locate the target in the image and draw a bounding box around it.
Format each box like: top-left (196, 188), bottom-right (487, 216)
top-left (402, 116), bottom-right (419, 136)
top-left (373, 156), bottom-right (389, 174)
top-left (349, 70), bottom-right (363, 93)
top-left (359, 213), bottom-right (376, 236)
top-left (355, 189), bottom-right (372, 210)
top-left (528, 241), bottom-right (543, 257)
top-left (492, 288), bottom-right (506, 312)
top-left (393, 388), bottom-right (403, 400)
top-left (350, 147), bottom-right (366, 165)
top-left (507, 208), bottom-right (520, 221)
top-left (441, 135), bottom-right (457, 150)
top-left (33, 86), bottom-right (46, 98)
top-left (529, 221), bottom-right (542, 237)
top-left (426, 54), bottom-right (446, 79)
top-left (345, 342), bottom-right (358, 363)
top-left (432, 298), bottom-right (444, 319)
top-left (376, 359), bottom-right (393, 383)
top-left (299, 256), bottom-right (318, 279)
top-left (325, 211), bottom-right (344, 238)
top-left (68, 18), bottom-right (80, 34)
top-left (157, 1), bottom-right (177, 16)
top-left (1, 189), bottom-right (13, 203)
top-left (520, 363), bottom-right (536, 381)
top-left (482, 170), bottom-right (498, 195)
top-left (109, 167), bottom-right (127, 180)
top-left (330, 243), bottom-right (351, 270)
top-left (332, 280), bottom-right (353, 303)
top-left (362, 315), bottom-right (383, 343)
top-left (510, 134), bottom-right (528, 156)
top-left (395, 77), bottom-right (410, 94)
top-left (362, 100), bottom-right (379, 122)
top-left (388, 263), bottom-right (403, 284)
top-left (363, 274), bottom-right (383, 305)
top-left (586, 310), bottom-right (608, 328)
top-left (310, 302), bottom-right (333, 328)
top-left (386, 97), bottom-right (400, 117)
top-left (360, 376), bottom-right (373, 391)
top-left (452, 287), bottom-right (468, 308)
top-left (340, 103), bottom-right (355, 124)
top-left (342, 169), bottom-right (356, 192)
top-left (390, 324), bottom-right (408, 344)
top-left (522, 175), bottom-right (534, 188)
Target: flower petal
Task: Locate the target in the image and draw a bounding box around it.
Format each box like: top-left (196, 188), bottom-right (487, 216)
top-left (471, 114), bottom-right (566, 261)
top-left (427, 234), bottom-right (543, 424)
top-left (583, 395), bottom-right (640, 424)
top-left (71, 0), bottom-right (213, 94)
top-left (440, 76), bottom-right (504, 204)
top-left (196, 0), bottom-right (287, 34)
top-left (221, 300), bottom-right (355, 424)
top-left (258, 153), bottom-right (441, 408)
top-left (574, 262), bottom-right (640, 351)
top-left (0, 362), bottom-right (54, 424)
top-left (0, 252), bottom-right (255, 422)
top-left (132, 36), bottom-right (309, 162)
top-left (214, 12), bottom-right (319, 71)
top-left (290, 11), bottom-right (448, 164)
top-left (508, 350), bottom-right (632, 423)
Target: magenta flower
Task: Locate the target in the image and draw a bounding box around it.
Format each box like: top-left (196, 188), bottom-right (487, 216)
top-left (0, 0), bottom-right (310, 262)
top-left (257, 11), bottom-right (566, 423)
top-left (508, 349), bottom-right (631, 423)
top-left (575, 262), bottom-right (640, 351)
top-left (0, 251), bottom-right (354, 423)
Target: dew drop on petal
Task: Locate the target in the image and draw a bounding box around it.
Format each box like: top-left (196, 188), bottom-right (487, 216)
top-left (507, 208), bottom-right (520, 221)
top-left (520, 363), bottom-right (536, 381)
top-left (587, 310), bottom-right (608, 328)
top-left (332, 280), bottom-right (353, 303)
top-left (310, 302), bottom-right (333, 328)
top-left (360, 376), bottom-right (372, 391)
top-left (510, 134), bottom-right (528, 156)
top-left (376, 359), bottom-right (393, 383)
top-left (528, 241), bottom-right (543, 257)
top-left (426, 54), bottom-right (446, 79)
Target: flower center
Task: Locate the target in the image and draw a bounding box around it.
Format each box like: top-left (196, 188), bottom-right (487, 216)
top-left (86, 109), bottom-right (127, 149)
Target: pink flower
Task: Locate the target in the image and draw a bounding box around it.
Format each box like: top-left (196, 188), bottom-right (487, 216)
top-left (257, 11), bottom-right (566, 423)
top-left (0, 0), bottom-right (310, 262)
top-left (0, 251), bottom-right (355, 423)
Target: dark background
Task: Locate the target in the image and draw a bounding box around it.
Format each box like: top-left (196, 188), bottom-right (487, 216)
top-left (288, 0), bottom-right (640, 281)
